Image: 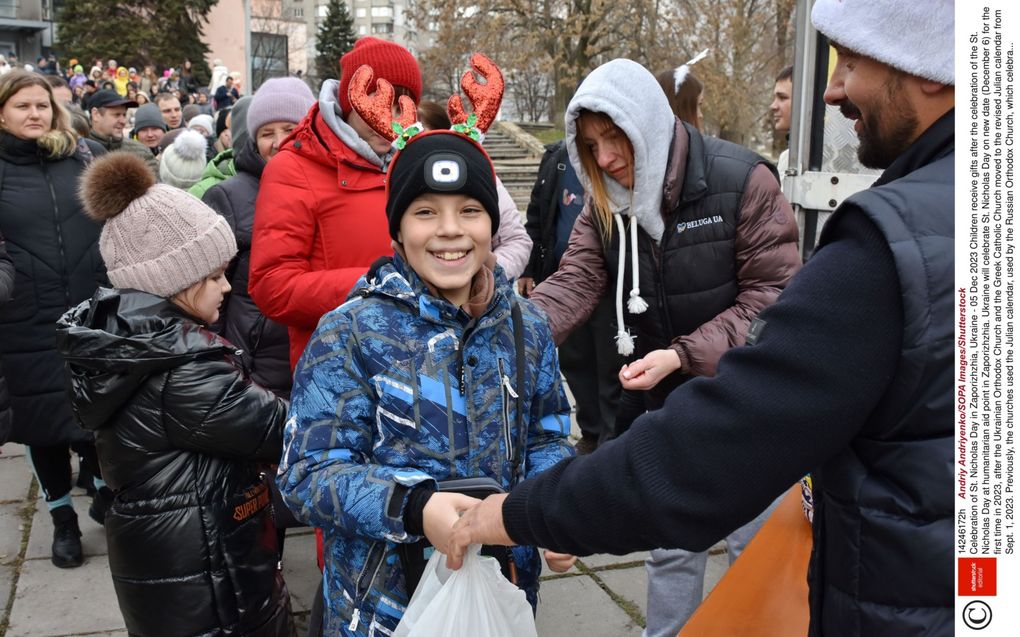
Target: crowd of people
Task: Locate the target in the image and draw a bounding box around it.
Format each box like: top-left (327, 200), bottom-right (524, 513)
top-left (0, 0), bottom-right (954, 635)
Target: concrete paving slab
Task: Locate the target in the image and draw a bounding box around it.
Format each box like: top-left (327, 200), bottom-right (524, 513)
top-left (0, 455), bottom-right (33, 503)
top-left (579, 551), bottom-right (649, 569)
top-left (1, 502), bottom-right (28, 565)
top-left (281, 529), bottom-right (321, 613)
top-left (0, 564), bottom-right (14, 624)
top-left (535, 573), bottom-right (643, 636)
top-left (595, 566), bottom-right (649, 620)
top-left (26, 494), bottom-right (107, 561)
top-left (7, 553), bottom-right (125, 637)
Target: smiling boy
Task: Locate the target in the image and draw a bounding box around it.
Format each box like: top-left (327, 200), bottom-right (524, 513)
top-left (277, 130), bottom-right (576, 636)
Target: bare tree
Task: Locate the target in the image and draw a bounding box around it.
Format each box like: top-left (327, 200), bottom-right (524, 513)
top-left (407, 0), bottom-right (796, 144)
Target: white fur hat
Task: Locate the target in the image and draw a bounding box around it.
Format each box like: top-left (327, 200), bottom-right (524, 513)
top-left (811, 0), bottom-right (954, 85)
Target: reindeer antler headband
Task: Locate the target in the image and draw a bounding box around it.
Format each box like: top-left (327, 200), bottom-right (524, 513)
top-left (447, 53), bottom-right (504, 142)
top-left (347, 65), bottom-right (421, 150)
top-left (348, 52), bottom-right (505, 150)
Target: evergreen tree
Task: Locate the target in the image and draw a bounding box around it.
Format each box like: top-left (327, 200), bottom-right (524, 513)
top-left (315, 0), bottom-right (356, 82)
top-left (56, 0), bottom-right (215, 82)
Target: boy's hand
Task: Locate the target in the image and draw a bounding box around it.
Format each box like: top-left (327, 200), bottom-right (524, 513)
top-left (446, 494), bottom-right (514, 569)
top-left (619, 349), bottom-right (682, 390)
top-left (422, 492), bottom-right (479, 556)
top-left (544, 550), bottom-right (577, 573)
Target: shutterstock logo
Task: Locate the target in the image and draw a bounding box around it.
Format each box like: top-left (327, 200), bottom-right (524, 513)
top-left (962, 601), bottom-right (993, 630)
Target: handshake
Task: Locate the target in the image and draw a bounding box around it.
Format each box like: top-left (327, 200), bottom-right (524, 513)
top-left (421, 492), bottom-right (576, 573)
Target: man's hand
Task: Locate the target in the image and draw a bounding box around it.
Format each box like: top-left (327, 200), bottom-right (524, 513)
top-left (544, 550), bottom-right (577, 573)
top-left (619, 348), bottom-right (683, 390)
top-left (446, 493), bottom-right (513, 569)
top-left (422, 492), bottom-right (480, 556)
top-left (517, 276), bottom-right (536, 297)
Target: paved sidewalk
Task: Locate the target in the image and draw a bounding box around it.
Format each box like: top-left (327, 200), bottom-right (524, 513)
top-left (0, 440), bottom-right (728, 637)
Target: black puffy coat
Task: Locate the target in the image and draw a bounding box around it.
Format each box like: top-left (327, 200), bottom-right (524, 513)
top-left (0, 232), bottom-right (14, 442)
top-left (0, 133), bottom-right (106, 446)
top-left (57, 288), bottom-right (293, 637)
top-left (202, 139), bottom-right (291, 398)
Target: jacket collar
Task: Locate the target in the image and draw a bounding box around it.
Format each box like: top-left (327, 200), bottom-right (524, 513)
top-left (873, 108), bottom-right (955, 187)
top-left (88, 129), bottom-right (122, 151)
top-left (356, 255), bottom-right (510, 326)
top-left (0, 131), bottom-right (43, 164)
top-left (234, 136), bottom-right (265, 179)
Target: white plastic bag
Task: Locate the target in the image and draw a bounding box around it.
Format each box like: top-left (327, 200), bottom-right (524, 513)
top-left (393, 546), bottom-right (537, 637)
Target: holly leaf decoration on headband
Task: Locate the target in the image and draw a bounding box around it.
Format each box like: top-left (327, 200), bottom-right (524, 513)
top-left (392, 122), bottom-right (423, 150)
top-left (451, 114), bottom-right (481, 140)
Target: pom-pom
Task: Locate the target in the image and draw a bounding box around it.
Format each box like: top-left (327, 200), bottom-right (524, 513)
top-left (171, 129), bottom-right (208, 161)
top-left (79, 152), bottom-right (155, 221)
top-left (615, 329), bottom-right (636, 356)
top-left (627, 290), bottom-right (649, 314)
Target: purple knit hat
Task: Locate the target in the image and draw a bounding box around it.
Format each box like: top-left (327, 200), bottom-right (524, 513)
top-left (246, 77), bottom-right (315, 135)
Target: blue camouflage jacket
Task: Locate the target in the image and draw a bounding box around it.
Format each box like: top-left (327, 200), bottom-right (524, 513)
top-left (278, 255), bottom-right (573, 636)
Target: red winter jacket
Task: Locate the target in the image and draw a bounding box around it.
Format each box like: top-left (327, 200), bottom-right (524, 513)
top-left (250, 103), bottom-right (393, 368)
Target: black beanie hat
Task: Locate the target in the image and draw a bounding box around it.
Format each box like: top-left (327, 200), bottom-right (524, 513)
top-left (385, 131), bottom-right (500, 240)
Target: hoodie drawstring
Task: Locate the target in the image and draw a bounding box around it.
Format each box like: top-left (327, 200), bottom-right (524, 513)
top-left (612, 213), bottom-right (648, 357)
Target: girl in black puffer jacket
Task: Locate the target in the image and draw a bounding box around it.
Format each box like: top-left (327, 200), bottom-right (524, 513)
top-left (57, 153), bottom-right (294, 637)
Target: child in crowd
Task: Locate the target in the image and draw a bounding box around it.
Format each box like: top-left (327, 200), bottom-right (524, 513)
top-left (56, 153), bottom-right (294, 637)
top-left (277, 127), bottom-right (577, 636)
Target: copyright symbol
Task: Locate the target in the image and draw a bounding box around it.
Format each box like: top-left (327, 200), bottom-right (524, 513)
top-left (963, 600), bottom-right (993, 630)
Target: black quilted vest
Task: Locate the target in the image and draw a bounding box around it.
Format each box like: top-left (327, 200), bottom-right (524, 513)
top-left (809, 113), bottom-right (954, 636)
top-left (605, 122), bottom-right (774, 404)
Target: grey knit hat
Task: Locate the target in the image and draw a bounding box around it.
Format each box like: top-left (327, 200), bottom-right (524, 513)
top-left (80, 153), bottom-right (236, 297)
top-left (247, 77), bottom-right (314, 137)
top-left (132, 103), bottom-right (166, 132)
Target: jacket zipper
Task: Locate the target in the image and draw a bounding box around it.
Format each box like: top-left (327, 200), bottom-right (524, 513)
top-left (42, 161), bottom-right (71, 308)
top-left (497, 358), bottom-right (518, 462)
top-left (656, 216), bottom-right (678, 339)
top-left (350, 541), bottom-right (386, 631)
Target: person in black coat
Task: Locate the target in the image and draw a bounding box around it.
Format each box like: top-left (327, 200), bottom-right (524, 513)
top-left (0, 70), bottom-right (108, 569)
top-left (0, 231), bottom-right (13, 443)
top-left (202, 77), bottom-right (314, 556)
top-left (58, 152), bottom-right (294, 637)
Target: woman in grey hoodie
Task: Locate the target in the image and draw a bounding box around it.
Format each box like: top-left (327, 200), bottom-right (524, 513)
top-left (527, 58), bottom-right (802, 636)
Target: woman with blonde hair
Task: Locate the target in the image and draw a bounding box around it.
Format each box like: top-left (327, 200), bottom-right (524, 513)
top-left (528, 58), bottom-right (801, 636)
top-left (0, 70), bottom-right (109, 569)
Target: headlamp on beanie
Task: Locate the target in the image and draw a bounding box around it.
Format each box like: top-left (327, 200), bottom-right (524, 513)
top-left (427, 155), bottom-right (465, 188)
top-left (385, 131), bottom-right (500, 241)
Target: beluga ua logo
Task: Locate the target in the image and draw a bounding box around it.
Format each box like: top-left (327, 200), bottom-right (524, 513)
top-left (677, 215), bottom-right (723, 233)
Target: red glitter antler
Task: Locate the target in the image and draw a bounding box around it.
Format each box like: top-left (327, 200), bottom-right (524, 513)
top-left (447, 53), bottom-right (504, 139)
top-left (348, 64), bottom-right (417, 143)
